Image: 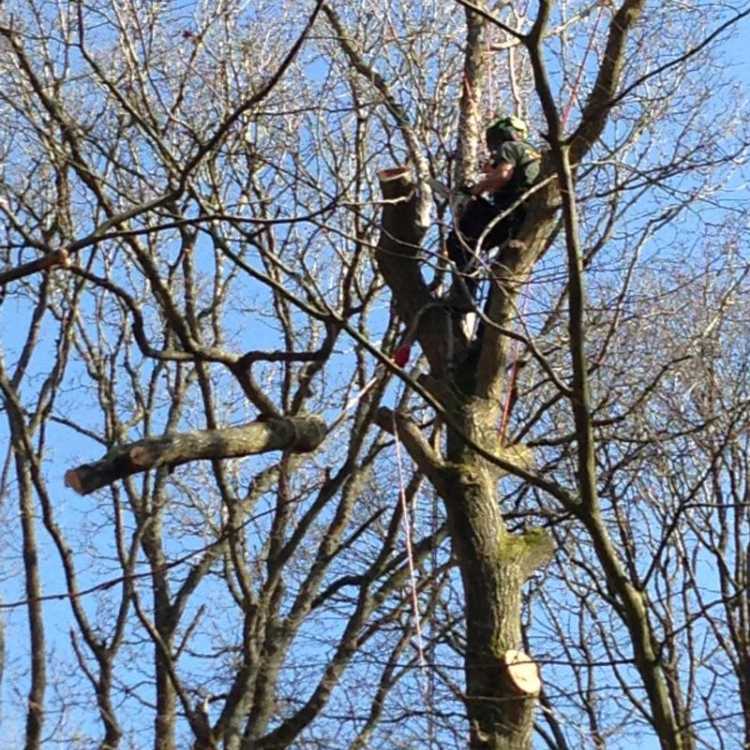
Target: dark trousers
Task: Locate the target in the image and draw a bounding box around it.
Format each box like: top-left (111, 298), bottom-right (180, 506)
top-left (446, 197), bottom-right (524, 297)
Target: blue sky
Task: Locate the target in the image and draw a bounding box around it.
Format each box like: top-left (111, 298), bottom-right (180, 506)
top-left (0, 4), bottom-right (749, 748)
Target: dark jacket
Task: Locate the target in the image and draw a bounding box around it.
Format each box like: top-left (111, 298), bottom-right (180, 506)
top-left (489, 140), bottom-right (541, 209)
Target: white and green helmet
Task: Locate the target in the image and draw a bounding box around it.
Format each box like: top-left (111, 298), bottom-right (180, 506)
top-left (485, 115), bottom-right (529, 147)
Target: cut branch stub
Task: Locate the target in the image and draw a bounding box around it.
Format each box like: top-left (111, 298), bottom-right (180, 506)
top-left (0, 248), bottom-right (71, 286)
top-left (377, 166), bottom-right (412, 191)
top-left (375, 166), bottom-right (451, 376)
top-left (64, 415), bottom-right (326, 495)
top-left (501, 649), bottom-right (541, 697)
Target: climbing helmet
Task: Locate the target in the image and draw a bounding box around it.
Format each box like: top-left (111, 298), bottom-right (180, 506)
top-left (485, 115), bottom-right (529, 147)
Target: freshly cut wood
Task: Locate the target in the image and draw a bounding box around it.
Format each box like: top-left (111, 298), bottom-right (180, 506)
top-left (501, 649), bottom-right (541, 696)
top-left (64, 415), bottom-right (326, 495)
top-left (377, 166), bottom-right (411, 184)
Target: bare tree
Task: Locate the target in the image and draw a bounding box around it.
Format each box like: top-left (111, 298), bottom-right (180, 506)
top-left (0, 1), bottom-right (749, 749)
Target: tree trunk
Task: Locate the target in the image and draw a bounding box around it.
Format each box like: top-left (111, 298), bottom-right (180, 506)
top-left (375, 168), bottom-right (554, 748)
top-left (441, 449), bottom-right (552, 749)
top-left (7, 417), bottom-right (47, 750)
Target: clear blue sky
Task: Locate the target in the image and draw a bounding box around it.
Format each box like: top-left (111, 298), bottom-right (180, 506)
top-left (0, 5), bottom-right (749, 749)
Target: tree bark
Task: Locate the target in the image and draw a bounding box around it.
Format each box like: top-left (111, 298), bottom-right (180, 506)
top-left (375, 168), bottom-right (554, 749)
top-left (64, 416), bottom-right (327, 495)
top-left (440, 465), bottom-right (553, 750)
top-left (4, 401), bottom-right (47, 750)
top-left (17, 456), bottom-right (46, 750)
top-left (375, 167), bottom-right (452, 377)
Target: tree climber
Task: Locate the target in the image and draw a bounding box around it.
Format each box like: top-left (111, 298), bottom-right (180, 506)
top-left (445, 115), bottom-right (540, 305)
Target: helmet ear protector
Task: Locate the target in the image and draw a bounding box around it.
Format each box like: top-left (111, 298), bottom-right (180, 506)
top-left (485, 115), bottom-right (529, 148)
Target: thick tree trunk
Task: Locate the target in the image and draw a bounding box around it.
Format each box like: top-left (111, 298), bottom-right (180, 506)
top-left (441, 460), bottom-right (552, 749)
top-left (375, 168), bottom-right (554, 748)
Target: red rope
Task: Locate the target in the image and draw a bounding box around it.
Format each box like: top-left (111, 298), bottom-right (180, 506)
top-left (501, 6), bottom-right (606, 440)
top-left (561, 2), bottom-right (606, 129)
top-left (499, 358), bottom-right (520, 445)
top-left (485, 23), bottom-right (494, 120)
top-left (498, 294), bottom-right (529, 445)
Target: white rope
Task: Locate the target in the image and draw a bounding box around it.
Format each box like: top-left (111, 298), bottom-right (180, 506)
top-left (341, 373), bottom-right (379, 414)
top-left (392, 410), bottom-right (429, 685)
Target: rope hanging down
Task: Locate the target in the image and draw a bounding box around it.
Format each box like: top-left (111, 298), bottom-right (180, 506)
top-left (498, 293), bottom-right (529, 444)
top-left (560, 1), bottom-right (608, 128)
top-left (392, 410), bottom-right (429, 682)
top-left (495, 4), bottom-right (609, 439)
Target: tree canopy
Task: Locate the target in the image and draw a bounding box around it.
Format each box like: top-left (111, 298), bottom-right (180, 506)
top-left (1, 1), bottom-right (749, 749)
